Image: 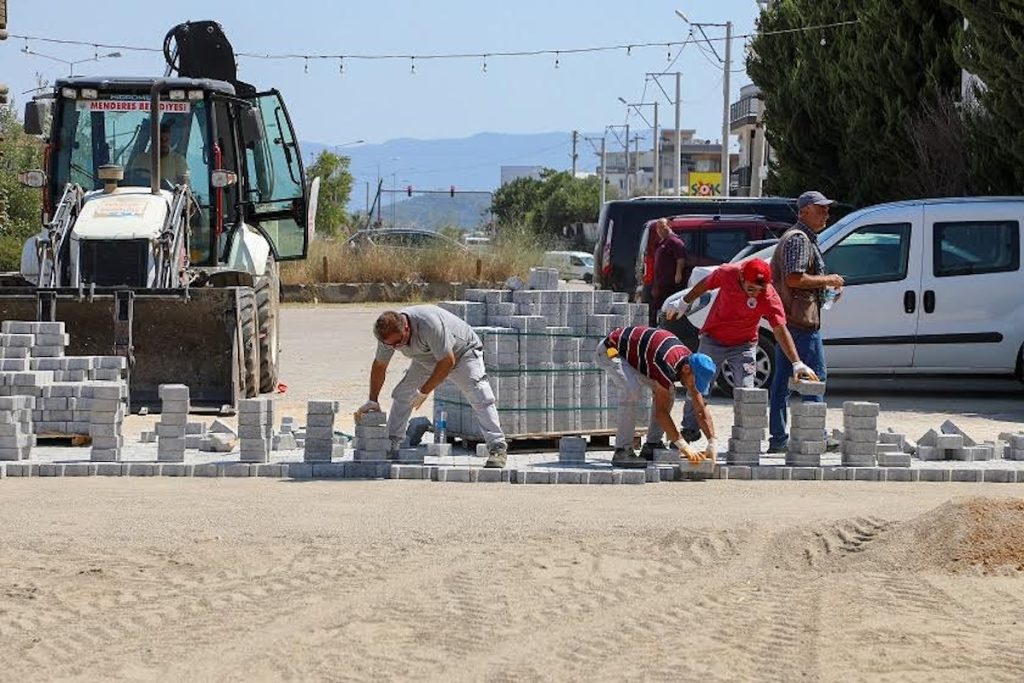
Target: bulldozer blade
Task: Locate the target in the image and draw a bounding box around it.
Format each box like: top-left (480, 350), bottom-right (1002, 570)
top-left (0, 287), bottom-right (243, 411)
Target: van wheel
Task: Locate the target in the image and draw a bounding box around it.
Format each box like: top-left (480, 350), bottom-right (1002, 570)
top-left (715, 332), bottom-right (776, 397)
top-left (583, 272), bottom-right (593, 284)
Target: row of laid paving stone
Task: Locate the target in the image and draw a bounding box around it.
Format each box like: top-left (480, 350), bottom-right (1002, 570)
top-left (3, 460), bottom-right (1024, 484)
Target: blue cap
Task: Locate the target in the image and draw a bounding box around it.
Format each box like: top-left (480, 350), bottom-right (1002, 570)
top-left (686, 353), bottom-right (717, 395)
top-left (797, 190), bottom-right (836, 210)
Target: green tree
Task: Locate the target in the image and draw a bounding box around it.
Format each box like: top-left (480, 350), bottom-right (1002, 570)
top-left (490, 169), bottom-right (604, 234)
top-left (747, 0), bottom-right (962, 205)
top-left (307, 151), bottom-right (355, 238)
top-left (943, 0), bottom-right (1024, 194)
top-left (0, 105), bottom-right (44, 270)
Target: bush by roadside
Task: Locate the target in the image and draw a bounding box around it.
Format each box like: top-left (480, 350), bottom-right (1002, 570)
top-left (281, 227), bottom-right (547, 285)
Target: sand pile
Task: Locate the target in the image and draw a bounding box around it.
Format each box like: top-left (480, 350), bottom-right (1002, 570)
top-left (802, 497), bottom-right (1024, 576)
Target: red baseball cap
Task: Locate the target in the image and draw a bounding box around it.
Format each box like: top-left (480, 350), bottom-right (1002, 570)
top-left (741, 259), bottom-right (772, 285)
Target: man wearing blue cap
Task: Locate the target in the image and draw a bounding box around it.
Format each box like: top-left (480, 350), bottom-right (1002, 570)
top-left (595, 325), bottom-right (717, 468)
top-left (767, 190), bottom-right (846, 452)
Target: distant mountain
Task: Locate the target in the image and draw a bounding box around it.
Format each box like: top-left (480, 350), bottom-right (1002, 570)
top-left (363, 192), bottom-right (493, 232)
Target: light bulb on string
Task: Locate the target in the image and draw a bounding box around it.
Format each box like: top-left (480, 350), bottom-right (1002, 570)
top-left (410, 56), bottom-right (416, 74)
top-left (627, 45), bottom-right (632, 56)
top-left (482, 55), bottom-right (488, 73)
top-left (339, 57), bottom-right (344, 75)
top-left (666, 44), bottom-right (672, 62)
top-left (554, 51), bottom-right (560, 69)
top-left (304, 58), bottom-right (309, 74)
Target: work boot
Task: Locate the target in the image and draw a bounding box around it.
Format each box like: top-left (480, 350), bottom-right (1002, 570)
top-left (767, 441), bottom-right (787, 454)
top-left (639, 441), bottom-right (664, 461)
top-left (386, 439), bottom-right (402, 461)
top-left (484, 443), bottom-right (508, 469)
top-left (611, 447), bottom-right (647, 469)
top-left (681, 427), bottom-right (702, 444)
top-left (825, 436), bottom-right (841, 453)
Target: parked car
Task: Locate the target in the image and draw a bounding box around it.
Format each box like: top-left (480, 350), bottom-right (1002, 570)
top-left (594, 197), bottom-right (799, 294)
top-left (542, 250), bottom-right (595, 283)
top-left (634, 214), bottom-right (790, 300)
top-left (345, 229), bottom-right (468, 253)
top-left (662, 197), bottom-right (1024, 394)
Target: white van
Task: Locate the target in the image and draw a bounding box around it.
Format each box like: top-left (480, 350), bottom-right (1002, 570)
top-left (542, 250), bottom-right (595, 283)
top-left (664, 197), bottom-right (1024, 390)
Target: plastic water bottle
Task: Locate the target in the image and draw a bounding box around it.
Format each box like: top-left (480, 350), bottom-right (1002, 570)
top-left (822, 287), bottom-right (837, 311)
top-left (435, 409), bottom-right (447, 444)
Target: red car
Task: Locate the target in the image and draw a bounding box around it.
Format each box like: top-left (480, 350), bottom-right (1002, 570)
top-left (634, 214), bottom-right (789, 301)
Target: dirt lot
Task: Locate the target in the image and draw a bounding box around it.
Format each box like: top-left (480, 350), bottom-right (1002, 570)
top-left (2, 303), bottom-right (1022, 682)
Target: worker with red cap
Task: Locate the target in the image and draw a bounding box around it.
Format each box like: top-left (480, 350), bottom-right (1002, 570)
top-left (665, 258), bottom-right (819, 443)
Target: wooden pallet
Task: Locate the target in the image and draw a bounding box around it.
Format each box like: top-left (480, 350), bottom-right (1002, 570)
top-left (36, 433), bottom-right (92, 447)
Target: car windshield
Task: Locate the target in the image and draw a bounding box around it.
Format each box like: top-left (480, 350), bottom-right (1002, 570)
top-left (54, 96), bottom-right (210, 201)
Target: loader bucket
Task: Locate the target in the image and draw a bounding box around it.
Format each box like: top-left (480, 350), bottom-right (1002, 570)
top-left (0, 286), bottom-right (244, 411)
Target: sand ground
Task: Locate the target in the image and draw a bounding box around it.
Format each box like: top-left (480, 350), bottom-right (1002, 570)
top-left (4, 304), bottom-right (1024, 681)
top-left (0, 480), bottom-right (1022, 681)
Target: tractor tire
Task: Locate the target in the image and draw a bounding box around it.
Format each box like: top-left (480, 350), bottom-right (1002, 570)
top-left (238, 287), bottom-right (261, 398)
top-left (256, 254), bottom-right (281, 393)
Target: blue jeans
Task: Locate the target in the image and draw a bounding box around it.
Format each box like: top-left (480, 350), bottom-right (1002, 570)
top-left (768, 326), bottom-right (827, 448)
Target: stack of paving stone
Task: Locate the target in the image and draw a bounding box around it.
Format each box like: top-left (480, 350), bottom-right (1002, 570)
top-left (841, 401), bottom-right (879, 467)
top-left (273, 416), bottom-right (300, 450)
top-left (527, 267), bottom-right (560, 290)
top-left (0, 396), bottom-right (35, 461)
top-left (916, 421), bottom-right (998, 461)
top-left (354, 409), bottom-right (390, 462)
top-left (876, 430), bottom-right (911, 467)
top-left (238, 399), bottom-right (273, 463)
top-left (1002, 432), bottom-right (1024, 460)
top-left (436, 287), bottom-right (647, 442)
top-left (155, 384), bottom-right (189, 462)
top-left (558, 436), bottom-right (586, 464)
top-left (199, 419), bottom-right (236, 453)
top-left (787, 402), bottom-right (828, 467)
top-left (90, 382), bottom-right (128, 462)
top-left (727, 388), bottom-right (768, 466)
top-left (303, 400), bottom-right (339, 463)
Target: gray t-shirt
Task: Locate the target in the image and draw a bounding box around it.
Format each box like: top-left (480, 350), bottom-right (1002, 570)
top-left (374, 304), bottom-right (482, 367)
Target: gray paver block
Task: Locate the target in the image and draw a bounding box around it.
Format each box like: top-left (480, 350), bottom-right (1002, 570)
top-left (286, 463), bottom-right (313, 479)
top-left (919, 468), bottom-right (951, 483)
top-left (788, 379), bottom-right (826, 396)
top-left (821, 466), bottom-right (850, 481)
top-left (160, 464), bottom-right (193, 477)
top-left (983, 469), bottom-right (1016, 483)
top-left (734, 403), bottom-right (768, 419)
top-left (127, 463), bottom-right (158, 477)
top-left (791, 467), bottom-right (823, 481)
top-left (850, 467), bottom-right (880, 481)
top-left (939, 419), bottom-right (977, 447)
top-left (733, 413), bottom-right (768, 428)
top-left (731, 426), bottom-right (765, 441)
top-left (751, 466), bottom-right (783, 480)
top-left (916, 429), bottom-right (939, 448)
top-left (843, 401), bottom-right (880, 417)
top-left (842, 441), bottom-right (877, 456)
top-left (62, 463), bottom-right (96, 477)
top-left (193, 463), bottom-right (222, 478)
top-left (790, 402), bottom-right (827, 418)
top-left (786, 455), bottom-right (822, 468)
top-left (427, 442), bottom-right (453, 457)
top-left (311, 463), bottom-right (345, 479)
top-left (787, 440), bottom-right (826, 456)
top-left (256, 464), bottom-right (286, 478)
top-left (877, 452), bottom-right (911, 467)
top-left (935, 434), bottom-right (965, 450)
top-left (844, 429), bottom-right (879, 444)
top-left (475, 468), bottom-right (511, 483)
top-left (95, 463), bottom-right (124, 476)
top-left (791, 415), bottom-right (826, 430)
top-left (883, 468), bottom-right (918, 482)
top-left (728, 438), bottom-right (762, 455)
top-left (733, 388), bottom-right (769, 404)
top-left (391, 464), bottom-right (429, 480)
top-left (720, 465), bottom-right (751, 480)
top-left (619, 470), bottom-right (646, 485)
top-left (223, 463), bottom-right (255, 477)
top-left (948, 469), bottom-right (982, 483)
top-left (678, 459), bottom-right (715, 479)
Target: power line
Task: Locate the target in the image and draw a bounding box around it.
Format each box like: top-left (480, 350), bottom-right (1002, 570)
top-left (7, 20), bottom-right (860, 65)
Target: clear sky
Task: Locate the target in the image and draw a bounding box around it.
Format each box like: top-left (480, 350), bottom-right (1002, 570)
top-left (2, 1), bottom-right (762, 147)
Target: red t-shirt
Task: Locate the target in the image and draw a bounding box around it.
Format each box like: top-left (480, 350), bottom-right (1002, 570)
top-left (700, 263), bottom-right (786, 346)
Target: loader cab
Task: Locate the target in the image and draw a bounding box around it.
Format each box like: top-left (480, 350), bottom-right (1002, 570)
top-left (39, 77), bottom-right (311, 272)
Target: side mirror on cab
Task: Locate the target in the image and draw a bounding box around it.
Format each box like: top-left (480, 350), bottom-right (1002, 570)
top-left (23, 99), bottom-right (52, 137)
top-left (240, 106), bottom-right (263, 146)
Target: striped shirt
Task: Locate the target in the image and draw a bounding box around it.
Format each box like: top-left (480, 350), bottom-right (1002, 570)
top-left (605, 326), bottom-right (692, 389)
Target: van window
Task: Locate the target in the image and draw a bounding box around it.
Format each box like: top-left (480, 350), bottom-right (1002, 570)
top-left (824, 223), bottom-right (911, 285)
top-left (933, 220), bottom-right (1020, 277)
top-left (702, 229), bottom-right (751, 264)
top-left (570, 255), bottom-right (585, 266)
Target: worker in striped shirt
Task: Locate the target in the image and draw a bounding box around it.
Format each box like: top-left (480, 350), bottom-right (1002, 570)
top-left (595, 326), bottom-right (718, 468)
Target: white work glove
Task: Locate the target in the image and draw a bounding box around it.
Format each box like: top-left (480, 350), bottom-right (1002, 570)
top-left (664, 300), bottom-right (693, 321)
top-left (410, 389), bottom-right (429, 410)
top-left (673, 438), bottom-right (704, 464)
top-left (704, 438), bottom-right (718, 461)
top-left (791, 361), bottom-right (819, 381)
top-left (356, 400), bottom-right (380, 416)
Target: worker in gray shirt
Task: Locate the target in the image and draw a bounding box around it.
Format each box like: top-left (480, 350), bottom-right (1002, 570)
top-left (356, 305), bottom-right (509, 468)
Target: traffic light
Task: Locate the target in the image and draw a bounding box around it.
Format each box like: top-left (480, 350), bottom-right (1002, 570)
top-left (449, 185), bottom-right (455, 198)
top-left (406, 185), bottom-right (412, 197)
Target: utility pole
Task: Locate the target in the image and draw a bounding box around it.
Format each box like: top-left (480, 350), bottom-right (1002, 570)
top-left (652, 101), bottom-right (660, 196)
top-left (631, 134), bottom-right (641, 196)
top-left (600, 136), bottom-right (607, 204)
top-left (675, 72), bottom-right (682, 196)
top-left (572, 130), bottom-right (580, 176)
top-left (721, 21), bottom-right (733, 197)
top-left (623, 123), bottom-right (630, 197)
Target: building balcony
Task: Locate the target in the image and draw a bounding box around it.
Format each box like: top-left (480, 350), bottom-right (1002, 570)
top-left (730, 96), bottom-right (761, 131)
